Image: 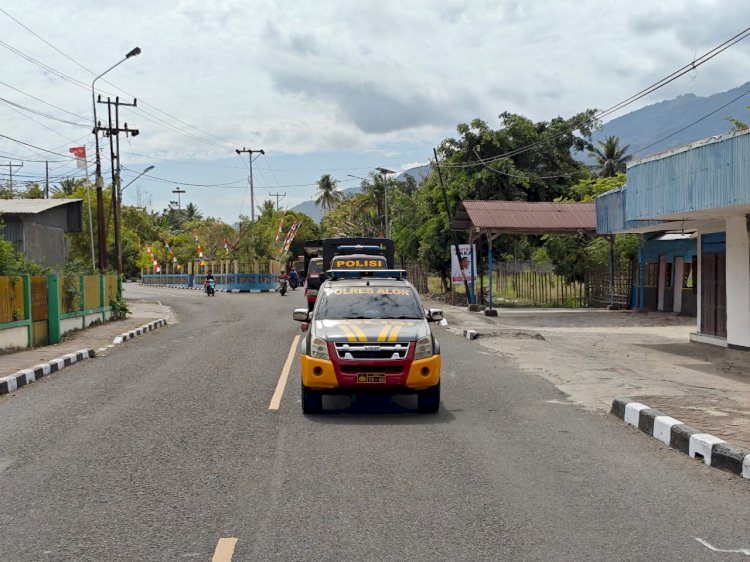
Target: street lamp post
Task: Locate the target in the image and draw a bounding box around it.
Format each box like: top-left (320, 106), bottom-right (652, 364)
top-left (91, 47), bottom-right (141, 271)
top-left (116, 165), bottom-right (154, 273)
top-left (375, 167), bottom-right (395, 238)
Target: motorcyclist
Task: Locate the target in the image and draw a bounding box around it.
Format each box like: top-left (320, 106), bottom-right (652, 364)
top-left (204, 270), bottom-right (215, 293)
top-left (278, 270), bottom-right (289, 295)
top-left (289, 267), bottom-right (299, 289)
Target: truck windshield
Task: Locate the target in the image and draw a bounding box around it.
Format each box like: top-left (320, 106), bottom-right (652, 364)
top-left (317, 286), bottom-right (424, 320)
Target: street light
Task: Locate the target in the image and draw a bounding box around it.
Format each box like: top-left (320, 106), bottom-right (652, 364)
top-left (375, 167), bottom-right (395, 238)
top-left (121, 165), bottom-right (154, 193)
top-left (91, 47), bottom-right (141, 271)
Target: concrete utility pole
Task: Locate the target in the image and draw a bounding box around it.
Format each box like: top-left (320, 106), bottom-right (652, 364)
top-left (269, 192), bottom-right (286, 211)
top-left (235, 147), bottom-right (264, 221)
top-left (98, 96), bottom-right (139, 274)
top-left (172, 187), bottom-right (186, 210)
top-left (1, 161), bottom-right (23, 193)
top-left (375, 167), bottom-right (395, 238)
top-left (91, 46), bottom-right (141, 271)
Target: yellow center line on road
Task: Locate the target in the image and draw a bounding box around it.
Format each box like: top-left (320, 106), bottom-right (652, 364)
top-left (212, 537), bottom-right (238, 562)
top-left (269, 335), bottom-right (301, 411)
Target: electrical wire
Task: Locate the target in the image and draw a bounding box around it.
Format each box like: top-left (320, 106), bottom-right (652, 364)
top-left (0, 80), bottom-right (91, 121)
top-left (631, 86), bottom-right (750, 155)
top-left (441, 25), bottom-right (750, 171)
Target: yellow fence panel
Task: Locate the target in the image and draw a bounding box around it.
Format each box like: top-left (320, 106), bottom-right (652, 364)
top-left (84, 275), bottom-right (100, 309)
top-left (104, 275), bottom-right (118, 304)
top-left (0, 277), bottom-right (25, 323)
top-left (30, 276), bottom-right (48, 321)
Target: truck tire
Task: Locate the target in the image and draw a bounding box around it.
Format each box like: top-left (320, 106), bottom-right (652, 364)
top-left (417, 383), bottom-right (440, 414)
top-left (302, 383), bottom-right (323, 414)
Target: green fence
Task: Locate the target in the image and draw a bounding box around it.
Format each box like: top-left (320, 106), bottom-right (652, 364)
top-left (0, 273), bottom-right (120, 351)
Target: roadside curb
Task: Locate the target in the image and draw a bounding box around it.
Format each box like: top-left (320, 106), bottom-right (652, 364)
top-left (112, 319), bottom-right (167, 345)
top-left (611, 397), bottom-right (750, 479)
top-left (0, 349), bottom-right (95, 396)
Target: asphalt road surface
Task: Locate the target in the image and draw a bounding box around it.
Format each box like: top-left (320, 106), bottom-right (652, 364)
top-left (0, 285), bottom-right (747, 561)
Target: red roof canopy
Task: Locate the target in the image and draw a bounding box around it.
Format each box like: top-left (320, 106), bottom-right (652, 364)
top-left (451, 200), bottom-right (597, 235)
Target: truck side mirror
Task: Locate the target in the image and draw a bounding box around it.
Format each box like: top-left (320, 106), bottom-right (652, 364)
top-left (293, 308), bottom-right (310, 322)
top-left (427, 309), bottom-right (444, 322)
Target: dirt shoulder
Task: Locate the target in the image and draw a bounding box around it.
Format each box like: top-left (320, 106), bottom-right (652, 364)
top-left (431, 301), bottom-right (750, 450)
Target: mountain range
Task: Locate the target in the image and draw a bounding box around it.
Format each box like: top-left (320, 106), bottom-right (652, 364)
top-left (293, 82), bottom-right (750, 221)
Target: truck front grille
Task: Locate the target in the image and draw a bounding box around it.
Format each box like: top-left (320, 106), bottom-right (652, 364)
top-left (334, 342), bottom-right (410, 360)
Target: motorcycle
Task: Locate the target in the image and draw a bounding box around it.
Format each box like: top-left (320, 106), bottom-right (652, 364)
top-left (278, 278), bottom-right (288, 296)
top-left (205, 278), bottom-right (216, 296)
top-left (290, 277), bottom-right (298, 291)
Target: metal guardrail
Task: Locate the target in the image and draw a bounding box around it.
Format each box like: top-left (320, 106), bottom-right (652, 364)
top-left (141, 273), bottom-right (277, 292)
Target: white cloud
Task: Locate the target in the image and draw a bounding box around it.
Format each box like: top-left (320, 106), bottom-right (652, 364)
top-left (3, 0), bottom-right (750, 220)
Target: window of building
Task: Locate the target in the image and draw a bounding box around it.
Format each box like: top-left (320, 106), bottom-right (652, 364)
top-left (665, 262), bottom-right (673, 288)
top-left (645, 263), bottom-right (658, 287)
top-left (683, 262), bottom-right (694, 289)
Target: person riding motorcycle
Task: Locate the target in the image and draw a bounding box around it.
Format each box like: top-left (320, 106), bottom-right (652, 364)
top-left (204, 270), bottom-right (216, 295)
top-left (278, 270), bottom-right (289, 296)
top-left (289, 267), bottom-right (299, 290)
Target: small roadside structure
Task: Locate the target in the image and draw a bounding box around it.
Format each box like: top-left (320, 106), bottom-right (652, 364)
top-left (451, 200), bottom-right (598, 311)
top-left (596, 128), bottom-right (750, 349)
top-left (0, 199), bottom-right (83, 269)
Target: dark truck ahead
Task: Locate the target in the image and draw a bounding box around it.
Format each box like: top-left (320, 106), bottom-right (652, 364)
top-left (303, 238), bottom-right (395, 310)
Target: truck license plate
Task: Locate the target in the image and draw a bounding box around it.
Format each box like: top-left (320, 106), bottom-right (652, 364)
top-left (357, 373), bottom-right (386, 383)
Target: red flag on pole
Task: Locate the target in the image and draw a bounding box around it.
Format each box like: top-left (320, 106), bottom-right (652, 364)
top-left (68, 147), bottom-right (87, 169)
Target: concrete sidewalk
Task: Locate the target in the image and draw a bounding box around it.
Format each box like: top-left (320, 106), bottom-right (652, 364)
top-left (431, 300), bottom-right (750, 451)
top-left (0, 299), bottom-right (171, 379)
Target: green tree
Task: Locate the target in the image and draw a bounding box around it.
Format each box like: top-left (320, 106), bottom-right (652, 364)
top-left (314, 174), bottom-right (342, 213)
top-left (589, 136), bottom-right (631, 177)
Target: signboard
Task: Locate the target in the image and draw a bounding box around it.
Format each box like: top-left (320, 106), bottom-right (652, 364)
top-left (451, 244), bottom-right (476, 282)
top-left (332, 256), bottom-right (387, 270)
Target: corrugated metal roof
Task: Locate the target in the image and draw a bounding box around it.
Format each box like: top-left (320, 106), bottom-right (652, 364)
top-left (452, 200), bottom-right (596, 234)
top-left (0, 198), bottom-right (82, 215)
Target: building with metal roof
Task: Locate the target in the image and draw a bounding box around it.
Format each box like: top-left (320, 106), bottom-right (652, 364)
top-left (451, 200), bottom-right (596, 235)
top-left (596, 128), bottom-right (750, 349)
top-left (0, 198), bottom-right (83, 269)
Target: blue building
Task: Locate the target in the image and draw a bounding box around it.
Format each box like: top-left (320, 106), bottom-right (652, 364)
top-left (597, 129), bottom-right (750, 349)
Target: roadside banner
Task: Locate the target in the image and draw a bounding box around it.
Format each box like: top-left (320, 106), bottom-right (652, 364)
top-left (451, 244), bottom-right (476, 282)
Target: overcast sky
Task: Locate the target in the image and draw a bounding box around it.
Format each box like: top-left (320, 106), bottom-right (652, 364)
top-left (3, 0), bottom-right (750, 222)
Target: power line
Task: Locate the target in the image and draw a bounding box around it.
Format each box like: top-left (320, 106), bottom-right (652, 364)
top-left (443, 25), bottom-right (750, 171)
top-left (632, 86), bottom-right (750, 155)
top-left (0, 80), bottom-right (91, 120)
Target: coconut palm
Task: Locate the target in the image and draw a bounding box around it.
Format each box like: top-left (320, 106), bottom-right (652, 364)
top-left (589, 136), bottom-right (632, 177)
top-left (314, 174), bottom-right (342, 211)
top-left (183, 202), bottom-right (203, 221)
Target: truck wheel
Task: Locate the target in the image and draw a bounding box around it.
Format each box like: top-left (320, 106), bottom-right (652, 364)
top-left (302, 383), bottom-right (323, 414)
top-left (417, 383), bottom-right (440, 414)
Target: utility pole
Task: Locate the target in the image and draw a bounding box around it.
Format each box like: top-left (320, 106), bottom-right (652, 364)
top-left (269, 192), bottom-right (286, 211)
top-left (172, 187), bottom-right (186, 210)
top-left (235, 147), bottom-right (264, 221)
top-left (45, 161), bottom-right (49, 198)
top-left (1, 161), bottom-right (23, 193)
top-left (433, 147), bottom-right (473, 303)
top-left (98, 95), bottom-right (139, 274)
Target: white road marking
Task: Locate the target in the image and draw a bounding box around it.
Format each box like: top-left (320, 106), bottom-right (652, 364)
top-left (695, 537), bottom-right (750, 555)
top-left (268, 335), bottom-right (301, 411)
top-left (212, 537), bottom-right (238, 561)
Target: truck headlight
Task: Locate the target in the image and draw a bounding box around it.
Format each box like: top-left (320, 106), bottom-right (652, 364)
top-left (414, 336), bottom-right (433, 359)
top-left (310, 337), bottom-right (329, 360)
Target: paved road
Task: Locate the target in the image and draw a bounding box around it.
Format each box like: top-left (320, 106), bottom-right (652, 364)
top-left (0, 285), bottom-right (747, 561)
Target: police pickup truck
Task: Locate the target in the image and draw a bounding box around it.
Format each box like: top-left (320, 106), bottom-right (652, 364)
top-left (293, 264), bottom-right (444, 414)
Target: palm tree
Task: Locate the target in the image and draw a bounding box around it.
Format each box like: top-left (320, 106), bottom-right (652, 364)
top-left (183, 202), bottom-right (203, 221)
top-left (314, 174), bottom-right (342, 212)
top-left (589, 136), bottom-right (632, 177)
